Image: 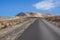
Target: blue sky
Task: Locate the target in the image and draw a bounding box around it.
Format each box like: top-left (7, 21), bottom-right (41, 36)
top-left (0, 0), bottom-right (60, 17)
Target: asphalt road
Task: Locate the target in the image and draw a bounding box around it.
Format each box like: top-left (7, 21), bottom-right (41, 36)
top-left (16, 19), bottom-right (60, 40)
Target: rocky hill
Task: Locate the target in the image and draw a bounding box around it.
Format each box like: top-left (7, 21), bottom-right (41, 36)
top-left (16, 12), bottom-right (54, 18)
top-left (0, 16), bottom-right (9, 21)
top-left (0, 12), bottom-right (60, 30)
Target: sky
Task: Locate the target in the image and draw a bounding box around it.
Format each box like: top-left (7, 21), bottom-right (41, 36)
top-left (0, 0), bottom-right (60, 17)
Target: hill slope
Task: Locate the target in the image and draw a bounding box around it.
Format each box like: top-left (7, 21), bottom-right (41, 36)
top-left (16, 12), bottom-right (54, 18)
top-left (0, 12), bottom-right (60, 29)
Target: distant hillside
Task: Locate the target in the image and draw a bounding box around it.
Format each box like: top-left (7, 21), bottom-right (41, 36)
top-left (16, 12), bottom-right (54, 18)
top-left (0, 16), bottom-right (9, 21)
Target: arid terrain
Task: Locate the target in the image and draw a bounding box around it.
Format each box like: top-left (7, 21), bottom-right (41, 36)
top-left (45, 16), bottom-right (60, 27)
top-left (0, 12), bottom-right (60, 30)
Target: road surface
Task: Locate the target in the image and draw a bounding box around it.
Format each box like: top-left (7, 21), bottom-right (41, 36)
top-left (16, 19), bottom-right (60, 40)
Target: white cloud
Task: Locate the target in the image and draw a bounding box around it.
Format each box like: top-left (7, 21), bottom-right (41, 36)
top-left (33, 0), bottom-right (60, 10)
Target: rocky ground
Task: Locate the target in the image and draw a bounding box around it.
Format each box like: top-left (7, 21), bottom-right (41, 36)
top-left (0, 16), bottom-right (30, 30)
top-left (45, 16), bottom-right (60, 27)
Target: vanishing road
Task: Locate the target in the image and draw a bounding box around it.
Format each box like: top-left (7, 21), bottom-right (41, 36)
top-left (16, 19), bottom-right (60, 40)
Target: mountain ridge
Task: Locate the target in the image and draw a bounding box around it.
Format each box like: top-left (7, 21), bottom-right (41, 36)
top-left (16, 12), bottom-right (54, 18)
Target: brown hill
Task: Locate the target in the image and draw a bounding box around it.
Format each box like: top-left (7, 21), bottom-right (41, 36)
top-left (0, 12), bottom-right (60, 29)
top-left (0, 16), bottom-right (9, 21)
top-left (16, 12), bottom-right (54, 18)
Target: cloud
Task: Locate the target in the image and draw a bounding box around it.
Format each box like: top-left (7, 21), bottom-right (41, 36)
top-left (33, 0), bottom-right (60, 10)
